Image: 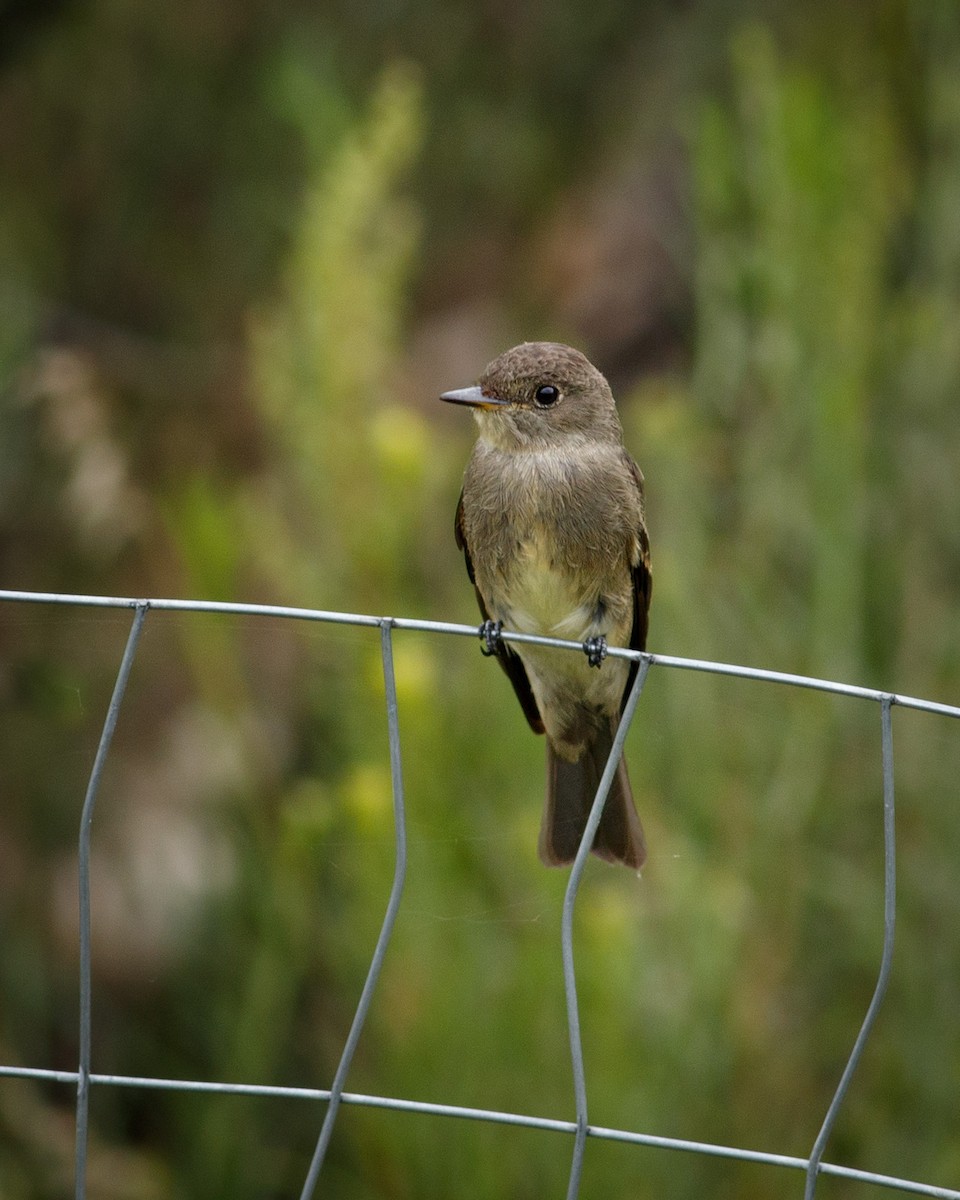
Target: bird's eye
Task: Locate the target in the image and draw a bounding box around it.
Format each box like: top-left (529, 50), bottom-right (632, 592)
top-left (534, 384), bottom-right (560, 407)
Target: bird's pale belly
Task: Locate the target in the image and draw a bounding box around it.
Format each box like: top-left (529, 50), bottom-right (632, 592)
top-left (493, 543), bottom-right (630, 750)
top-left (490, 537), bottom-right (605, 641)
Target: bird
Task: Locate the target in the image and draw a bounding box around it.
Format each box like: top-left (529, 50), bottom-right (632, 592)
top-left (441, 341), bottom-right (651, 869)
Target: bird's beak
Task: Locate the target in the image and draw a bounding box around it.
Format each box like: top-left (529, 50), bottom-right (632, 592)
top-left (440, 385), bottom-right (508, 410)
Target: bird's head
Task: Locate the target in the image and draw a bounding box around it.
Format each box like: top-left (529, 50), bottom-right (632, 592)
top-left (441, 342), bottom-right (622, 451)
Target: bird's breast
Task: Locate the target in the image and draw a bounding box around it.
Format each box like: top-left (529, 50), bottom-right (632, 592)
top-left (463, 442), bottom-right (636, 643)
top-left (493, 531), bottom-right (602, 641)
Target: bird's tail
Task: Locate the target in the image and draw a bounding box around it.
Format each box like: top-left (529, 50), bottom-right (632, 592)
top-left (539, 719), bottom-right (646, 870)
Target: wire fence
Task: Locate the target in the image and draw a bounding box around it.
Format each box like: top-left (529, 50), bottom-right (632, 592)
top-left (1, 587), bottom-right (959, 1200)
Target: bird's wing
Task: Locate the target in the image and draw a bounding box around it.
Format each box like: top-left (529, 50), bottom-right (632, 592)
top-left (455, 490), bottom-right (545, 735)
top-left (624, 456), bottom-right (653, 711)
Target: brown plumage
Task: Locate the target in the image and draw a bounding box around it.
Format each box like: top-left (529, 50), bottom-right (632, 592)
top-left (442, 342), bottom-right (652, 869)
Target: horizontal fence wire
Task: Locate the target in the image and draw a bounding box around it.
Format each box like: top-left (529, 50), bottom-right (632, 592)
top-left (1, 588), bottom-right (959, 1200)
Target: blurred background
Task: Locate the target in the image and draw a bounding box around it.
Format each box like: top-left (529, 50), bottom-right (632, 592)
top-left (2, 0), bottom-right (960, 1196)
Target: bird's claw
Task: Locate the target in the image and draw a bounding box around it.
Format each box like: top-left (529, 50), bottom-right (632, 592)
top-left (584, 635), bottom-right (608, 668)
top-left (479, 619), bottom-right (503, 657)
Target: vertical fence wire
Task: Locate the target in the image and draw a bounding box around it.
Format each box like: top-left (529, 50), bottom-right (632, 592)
top-left (561, 657), bottom-right (651, 1200)
top-left (803, 695), bottom-right (898, 1199)
top-left (298, 620), bottom-right (408, 1199)
top-left (74, 601), bottom-right (149, 1200)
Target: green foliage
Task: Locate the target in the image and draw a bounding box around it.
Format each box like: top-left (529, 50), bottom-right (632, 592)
top-left (3, 5), bottom-right (960, 1200)
top-left (625, 19), bottom-right (960, 1197)
top-left (246, 60), bottom-right (429, 611)
top-left (691, 24), bottom-right (905, 681)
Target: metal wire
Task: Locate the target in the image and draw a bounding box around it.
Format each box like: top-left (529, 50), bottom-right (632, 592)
top-left (561, 656), bottom-right (651, 1200)
top-left (298, 621), bottom-right (408, 1200)
top-left (2, 588), bottom-right (959, 1200)
top-left (74, 601), bottom-right (148, 1200)
top-left (804, 697), bottom-right (898, 1198)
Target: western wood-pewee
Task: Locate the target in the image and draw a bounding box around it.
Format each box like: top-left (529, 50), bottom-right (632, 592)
top-left (442, 342), bottom-right (651, 870)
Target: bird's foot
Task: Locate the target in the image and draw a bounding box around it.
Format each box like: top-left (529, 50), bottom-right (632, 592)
top-left (479, 619), bottom-right (503, 657)
top-left (583, 635), bottom-right (608, 668)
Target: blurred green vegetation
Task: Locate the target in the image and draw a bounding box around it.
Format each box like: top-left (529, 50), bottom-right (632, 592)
top-left (2, 2), bottom-right (960, 1198)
